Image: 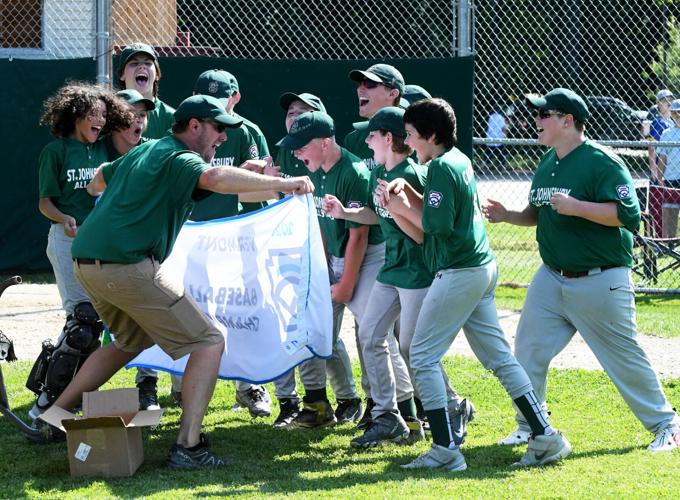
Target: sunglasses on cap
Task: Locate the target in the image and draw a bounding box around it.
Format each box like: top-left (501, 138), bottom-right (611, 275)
top-left (536, 109), bottom-right (566, 119)
top-left (359, 79), bottom-right (382, 89)
top-left (200, 119), bottom-right (227, 133)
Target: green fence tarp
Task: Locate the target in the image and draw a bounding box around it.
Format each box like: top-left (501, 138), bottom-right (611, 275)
top-left (0, 56), bottom-right (472, 272)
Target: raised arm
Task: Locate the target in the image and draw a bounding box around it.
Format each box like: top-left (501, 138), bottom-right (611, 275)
top-left (197, 165), bottom-right (313, 195)
top-left (322, 194), bottom-right (380, 225)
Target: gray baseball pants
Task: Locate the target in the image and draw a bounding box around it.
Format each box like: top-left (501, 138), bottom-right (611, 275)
top-left (300, 244), bottom-right (409, 399)
top-left (411, 261), bottom-right (533, 410)
top-left (513, 265), bottom-right (679, 434)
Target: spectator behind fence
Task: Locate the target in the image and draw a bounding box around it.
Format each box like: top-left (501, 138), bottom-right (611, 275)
top-left (648, 89), bottom-right (674, 185)
top-left (655, 98), bottom-right (680, 237)
top-left (485, 107), bottom-right (508, 169)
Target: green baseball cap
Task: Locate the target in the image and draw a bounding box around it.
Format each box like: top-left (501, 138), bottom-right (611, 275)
top-left (349, 64), bottom-right (405, 94)
top-left (174, 95), bottom-right (243, 127)
top-left (194, 69), bottom-right (238, 103)
top-left (276, 111), bottom-right (335, 149)
top-left (279, 92), bottom-right (327, 113)
top-left (400, 84), bottom-right (432, 107)
top-left (526, 88), bottom-right (589, 122)
top-left (116, 89), bottom-right (154, 111)
top-left (353, 106), bottom-right (406, 138)
top-left (118, 43), bottom-right (157, 72)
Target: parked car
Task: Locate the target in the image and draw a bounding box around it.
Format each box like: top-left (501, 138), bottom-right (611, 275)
top-left (584, 96), bottom-right (647, 141)
top-left (506, 95), bottom-right (647, 142)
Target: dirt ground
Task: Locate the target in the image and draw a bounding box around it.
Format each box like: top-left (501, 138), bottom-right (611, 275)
top-left (1, 283), bottom-right (679, 379)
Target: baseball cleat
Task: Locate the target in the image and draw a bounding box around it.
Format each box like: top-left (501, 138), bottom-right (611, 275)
top-left (350, 412), bottom-right (409, 448)
top-left (401, 443), bottom-right (467, 471)
top-left (287, 400), bottom-right (337, 429)
top-left (498, 427), bottom-right (531, 445)
top-left (449, 398), bottom-right (475, 446)
top-left (512, 431), bottom-right (571, 467)
top-left (235, 386), bottom-right (272, 418)
top-left (402, 416), bottom-right (426, 445)
top-left (272, 398), bottom-right (300, 429)
top-left (335, 398), bottom-right (363, 424)
top-left (647, 425), bottom-right (680, 452)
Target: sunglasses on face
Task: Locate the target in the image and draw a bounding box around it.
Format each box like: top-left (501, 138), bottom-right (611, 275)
top-left (536, 109), bottom-right (566, 120)
top-left (201, 119), bottom-right (227, 133)
top-left (359, 79), bottom-right (382, 89)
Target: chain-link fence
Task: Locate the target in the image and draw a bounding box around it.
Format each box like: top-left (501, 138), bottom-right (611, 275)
top-left (2, 0), bottom-right (679, 291)
top-left (474, 0), bottom-right (680, 292)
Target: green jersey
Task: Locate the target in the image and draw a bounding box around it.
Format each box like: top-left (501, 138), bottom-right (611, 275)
top-left (143, 98), bottom-right (175, 139)
top-left (235, 113), bottom-right (271, 214)
top-left (370, 158), bottom-right (433, 288)
top-left (529, 140), bottom-right (640, 271)
top-left (190, 125), bottom-right (258, 221)
top-left (311, 148), bottom-right (383, 258)
top-left (71, 136), bottom-right (210, 263)
top-left (421, 148), bottom-right (493, 273)
top-left (343, 129), bottom-right (376, 171)
top-left (38, 138), bottom-right (109, 225)
top-left (276, 147), bottom-right (308, 179)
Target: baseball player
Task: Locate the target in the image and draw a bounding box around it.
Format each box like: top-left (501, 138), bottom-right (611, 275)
top-left (380, 98), bottom-right (569, 471)
top-left (117, 43), bottom-right (175, 139)
top-left (277, 111), bottom-right (397, 428)
top-left (46, 95), bottom-right (313, 468)
top-left (100, 89), bottom-right (155, 160)
top-left (269, 92), bottom-right (365, 427)
top-left (323, 106), bottom-right (434, 447)
top-left (484, 87), bottom-right (680, 453)
top-left (400, 84), bottom-right (432, 108)
top-left (30, 83), bottom-right (133, 420)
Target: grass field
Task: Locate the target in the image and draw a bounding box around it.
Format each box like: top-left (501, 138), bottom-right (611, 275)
top-left (1, 359), bottom-right (678, 498)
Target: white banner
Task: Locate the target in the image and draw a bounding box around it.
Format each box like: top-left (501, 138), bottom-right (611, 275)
top-left (127, 194), bottom-right (333, 383)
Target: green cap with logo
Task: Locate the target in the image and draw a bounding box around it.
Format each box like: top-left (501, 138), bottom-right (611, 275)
top-left (353, 106), bottom-right (406, 138)
top-left (174, 95), bottom-right (243, 127)
top-left (116, 89), bottom-right (155, 111)
top-left (194, 69), bottom-right (239, 104)
top-left (276, 111), bottom-right (335, 150)
top-left (349, 64), bottom-right (405, 94)
top-left (118, 43), bottom-right (157, 72)
top-left (526, 88), bottom-right (589, 122)
top-left (279, 92), bottom-right (327, 113)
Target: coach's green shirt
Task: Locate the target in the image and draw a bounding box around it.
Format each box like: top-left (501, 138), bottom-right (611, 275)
top-left (143, 98), bottom-right (175, 139)
top-left (236, 113), bottom-right (271, 214)
top-left (529, 140), bottom-right (640, 272)
top-left (343, 129), bottom-right (376, 171)
top-left (191, 125), bottom-right (258, 221)
top-left (311, 148), bottom-right (383, 258)
top-left (422, 148), bottom-right (493, 273)
top-left (72, 136), bottom-right (210, 263)
top-left (370, 158), bottom-right (433, 288)
top-left (38, 138), bottom-right (109, 225)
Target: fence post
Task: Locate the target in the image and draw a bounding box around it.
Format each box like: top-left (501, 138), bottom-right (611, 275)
top-left (457, 0), bottom-right (472, 56)
top-left (95, 0), bottom-right (111, 87)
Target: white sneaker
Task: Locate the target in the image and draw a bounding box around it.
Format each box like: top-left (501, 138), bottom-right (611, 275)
top-left (498, 427), bottom-right (531, 445)
top-left (648, 426), bottom-right (680, 452)
top-left (401, 443), bottom-right (467, 471)
top-left (512, 431), bottom-right (571, 467)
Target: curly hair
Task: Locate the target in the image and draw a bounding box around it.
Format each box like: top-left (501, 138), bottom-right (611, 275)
top-left (39, 82), bottom-right (134, 139)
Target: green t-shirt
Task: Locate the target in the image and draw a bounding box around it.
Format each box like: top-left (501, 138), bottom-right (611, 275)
top-left (369, 158), bottom-right (433, 288)
top-left (422, 148), bottom-right (493, 273)
top-left (38, 138), bottom-right (109, 225)
top-left (190, 125), bottom-right (259, 221)
top-left (343, 129), bottom-right (376, 171)
top-left (71, 136), bottom-right (210, 263)
top-left (143, 98), bottom-right (175, 139)
top-left (235, 113), bottom-right (271, 214)
top-left (529, 140), bottom-right (641, 271)
top-left (311, 148), bottom-right (383, 258)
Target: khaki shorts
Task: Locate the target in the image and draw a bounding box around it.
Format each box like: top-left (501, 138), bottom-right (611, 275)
top-left (74, 258), bottom-right (223, 359)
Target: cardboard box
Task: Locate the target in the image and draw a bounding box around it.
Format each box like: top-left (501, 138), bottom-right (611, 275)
top-left (40, 388), bottom-right (163, 478)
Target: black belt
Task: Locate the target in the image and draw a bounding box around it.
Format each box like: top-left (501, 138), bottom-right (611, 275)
top-left (552, 264), bottom-right (618, 278)
top-left (73, 258), bottom-right (116, 265)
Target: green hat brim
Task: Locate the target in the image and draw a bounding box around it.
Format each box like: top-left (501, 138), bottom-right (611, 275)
top-left (526, 95), bottom-right (548, 109)
top-left (276, 134), bottom-right (310, 150)
top-left (279, 92), bottom-right (323, 112)
top-left (349, 69), bottom-right (383, 84)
